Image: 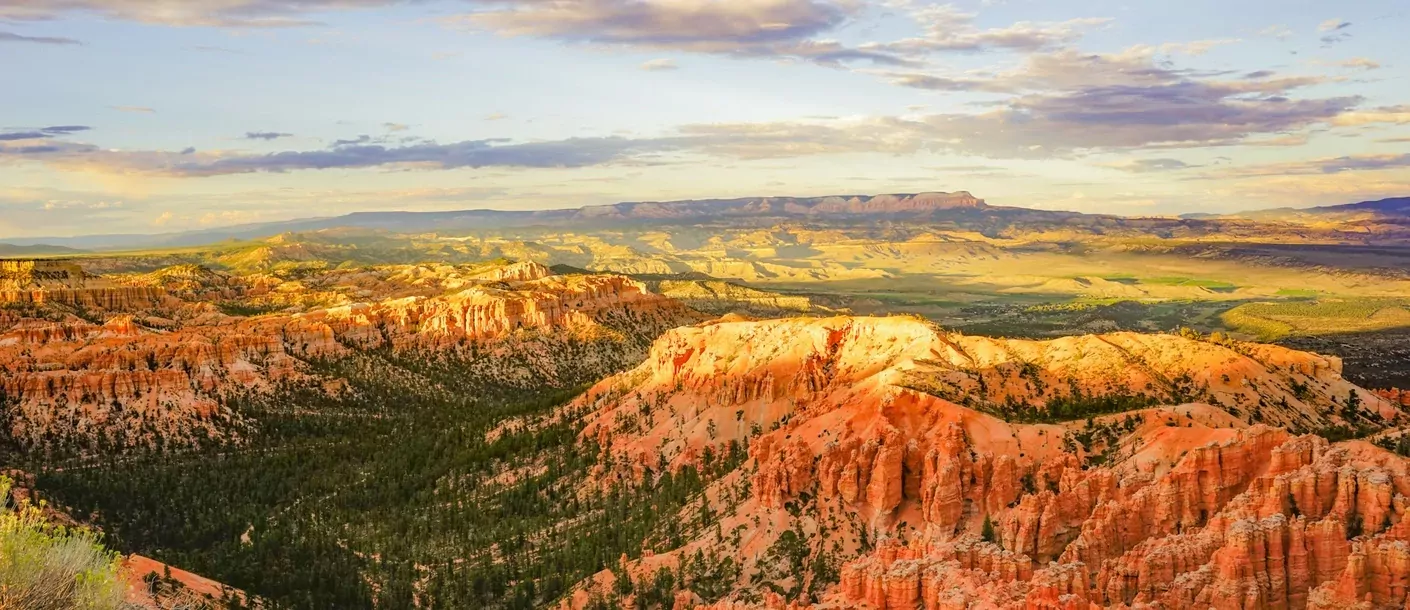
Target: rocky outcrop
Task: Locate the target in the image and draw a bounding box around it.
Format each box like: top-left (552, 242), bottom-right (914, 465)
top-left (578, 316), bottom-right (1382, 487)
top-left (1, 259), bottom-right (165, 310)
top-left (0, 265), bottom-right (698, 452)
top-left (1375, 388), bottom-right (1410, 407)
top-left (471, 260), bottom-right (554, 283)
top-left (804, 432), bottom-right (1410, 610)
top-left (308, 274), bottom-right (678, 350)
top-left (122, 554), bottom-right (250, 609)
top-left (560, 316), bottom-right (1406, 609)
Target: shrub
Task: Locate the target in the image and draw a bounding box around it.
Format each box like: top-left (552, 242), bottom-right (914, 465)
top-left (0, 476), bottom-right (133, 610)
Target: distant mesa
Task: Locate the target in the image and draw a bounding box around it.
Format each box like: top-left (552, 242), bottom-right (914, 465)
top-left (0, 191), bottom-right (992, 252)
top-left (584, 191), bottom-right (986, 219)
top-left (9, 191), bottom-right (1410, 254)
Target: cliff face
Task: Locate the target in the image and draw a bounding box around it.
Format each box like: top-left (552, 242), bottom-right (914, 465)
top-left (0, 263), bottom-right (699, 452)
top-left (0, 259), bottom-right (165, 310)
top-left (809, 432), bottom-right (1410, 610)
top-left (561, 316), bottom-right (1407, 610)
top-left (578, 316), bottom-right (1381, 480)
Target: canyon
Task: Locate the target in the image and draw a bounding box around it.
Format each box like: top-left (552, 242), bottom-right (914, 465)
top-left (0, 259), bottom-right (697, 452)
top-left (3, 242), bottom-right (1410, 610)
top-left (559, 316), bottom-right (1410, 610)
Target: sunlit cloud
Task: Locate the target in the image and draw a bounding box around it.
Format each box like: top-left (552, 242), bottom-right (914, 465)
top-left (873, 3), bottom-right (1110, 56)
top-left (1318, 19), bottom-right (1352, 33)
top-left (1337, 57), bottom-right (1382, 70)
top-left (640, 58), bottom-right (679, 71)
top-left (1331, 105), bottom-right (1410, 127)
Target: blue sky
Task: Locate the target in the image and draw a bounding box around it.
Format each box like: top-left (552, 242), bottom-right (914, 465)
top-left (1, 0), bottom-right (1407, 237)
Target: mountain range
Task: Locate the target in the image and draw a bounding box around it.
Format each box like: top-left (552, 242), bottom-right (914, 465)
top-left (11, 191), bottom-right (1407, 254)
top-left (3, 192), bottom-right (987, 252)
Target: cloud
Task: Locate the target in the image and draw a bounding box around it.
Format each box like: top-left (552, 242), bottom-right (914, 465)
top-left (332, 135), bottom-right (372, 146)
top-left (152, 211), bottom-right (173, 226)
top-left (40, 125), bottom-right (92, 135)
top-left (640, 58), bottom-right (678, 71)
top-left (451, 0), bottom-right (846, 46)
top-left (0, 30), bottom-right (81, 44)
top-left (0, 133), bottom-right (683, 177)
top-left (0, 125), bottom-right (91, 141)
top-left (245, 131), bottom-right (293, 140)
top-left (1318, 19), bottom-right (1352, 32)
top-left (1258, 25), bottom-right (1293, 40)
top-left (877, 45), bottom-right (1344, 151)
top-left (874, 3), bottom-right (1110, 57)
top-left (0, 86), bottom-right (1365, 177)
top-left (442, 0), bottom-right (915, 67)
top-left (0, 0), bottom-right (402, 27)
top-left (189, 45), bottom-right (244, 54)
top-left (1337, 57), bottom-right (1381, 70)
top-left (1331, 105), bottom-right (1410, 127)
top-left (882, 73), bottom-right (986, 91)
top-left (710, 72), bottom-right (1354, 159)
top-left (0, 51), bottom-right (1377, 179)
top-left (484, 113), bottom-right (509, 121)
top-left (974, 82), bottom-right (1352, 154)
top-left (1203, 153), bottom-right (1410, 178)
top-left (1158, 39), bottom-right (1239, 56)
top-left (383, 122), bottom-right (409, 132)
top-left (42, 199), bottom-right (122, 211)
top-left (880, 46), bottom-right (1222, 94)
top-left (111, 105), bottom-right (155, 113)
top-left (1101, 158), bottom-right (1197, 172)
top-left (1318, 20), bottom-right (1352, 45)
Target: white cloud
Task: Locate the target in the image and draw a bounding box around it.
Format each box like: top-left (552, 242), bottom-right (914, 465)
top-left (640, 58), bottom-right (679, 71)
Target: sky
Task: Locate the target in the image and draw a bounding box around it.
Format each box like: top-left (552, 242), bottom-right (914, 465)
top-left (1, 0), bottom-right (1408, 238)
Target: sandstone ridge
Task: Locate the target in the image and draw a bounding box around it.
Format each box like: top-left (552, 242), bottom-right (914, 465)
top-left (559, 316), bottom-right (1406, 610)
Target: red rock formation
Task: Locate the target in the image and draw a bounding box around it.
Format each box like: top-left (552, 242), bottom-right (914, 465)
top-left (558, 316), bottom-right (1408, 610)
top-left (1374, 388), bottom-right (1410, 407)
top-left (0, 265), bottom-right (697, 451)
top-left (808, 433), bottom-right (1410, 610)
top-left (1, 259), bottom-right (165, 309)
top-left (122, 554), bottom-right (250, 609)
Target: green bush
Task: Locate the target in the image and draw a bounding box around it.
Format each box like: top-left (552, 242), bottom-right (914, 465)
top-left (0, 476), bottom-right (133, 610)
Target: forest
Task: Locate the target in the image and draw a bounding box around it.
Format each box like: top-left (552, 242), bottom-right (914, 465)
top-left (24, 343), bottom-right (738, 609)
